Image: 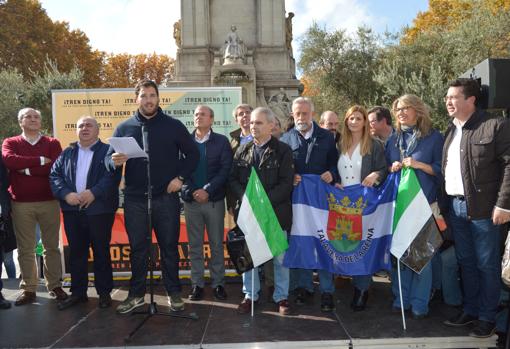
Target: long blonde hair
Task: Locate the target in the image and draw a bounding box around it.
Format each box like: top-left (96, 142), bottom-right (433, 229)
top-left (392, 94), bottom-right (432, 136)
top-left (339, 105), bottom-right (372, 156)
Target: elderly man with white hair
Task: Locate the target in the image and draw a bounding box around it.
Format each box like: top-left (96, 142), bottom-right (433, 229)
top-left (229, 107), bottom-right (294, 315)
top-left (2, 107), bottom-right (67, 306)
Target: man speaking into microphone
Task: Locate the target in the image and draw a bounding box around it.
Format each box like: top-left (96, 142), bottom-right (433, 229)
top-left (107, 79), bottom-right (199, 314)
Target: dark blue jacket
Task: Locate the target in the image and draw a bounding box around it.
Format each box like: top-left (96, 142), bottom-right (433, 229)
top-left (50, 140), bottom-right (121, 215)
top-left (0, 157), bottom-right (10, 215)
top-left (280, 122), bottom-right (338, 180)
top-left (106, 108), bottom-right (199, 199)
top-left (386, 129), bottom-right (443, 204)
top-left (181, 130), bottom-right (233, 203)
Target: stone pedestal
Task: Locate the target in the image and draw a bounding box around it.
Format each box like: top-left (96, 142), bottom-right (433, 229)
top-left (171, 0), bottom-right (302, 127)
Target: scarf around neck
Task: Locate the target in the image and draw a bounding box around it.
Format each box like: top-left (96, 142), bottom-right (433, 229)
top-left (396, 125), bottom-right (421, 159)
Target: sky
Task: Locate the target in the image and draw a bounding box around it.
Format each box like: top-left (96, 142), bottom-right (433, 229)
top-left (39, 0), bottom-right (429, 58)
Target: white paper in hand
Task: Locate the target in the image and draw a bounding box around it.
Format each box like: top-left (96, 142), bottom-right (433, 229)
top-left (108, 137), bottom-right (148, 159)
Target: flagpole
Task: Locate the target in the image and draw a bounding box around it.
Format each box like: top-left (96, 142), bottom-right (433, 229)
top-left (397, 259), bottom-right (407, 331)
top-left (251, 268), bottom-right (255, 317)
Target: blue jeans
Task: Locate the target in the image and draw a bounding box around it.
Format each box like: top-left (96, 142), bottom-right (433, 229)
top-left (391, 262), bottom-right (432, 316)
top-left (448, 197), bottom-right (501, 322)
top-left (431, 253), bottom-right (442, 290)
top-left (352, 275), bottom-right (372, 291)
top-left (431, 246), bottom-right (462, 306)
top-left (124, 193), bottom-right (181, 297)
top-left (2, 250), bottom-right (15, 279)
top-left (292, 268), bottom-right (334, 294)
top-left (243, 253), bottom-right (289, 303)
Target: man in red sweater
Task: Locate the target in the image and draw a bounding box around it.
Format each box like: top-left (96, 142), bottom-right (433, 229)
top-left (2, 107), bottom-right (68, 305)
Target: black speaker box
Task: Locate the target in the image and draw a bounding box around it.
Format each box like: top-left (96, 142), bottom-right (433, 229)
top-left (460, 58), bottom-right (510, 109)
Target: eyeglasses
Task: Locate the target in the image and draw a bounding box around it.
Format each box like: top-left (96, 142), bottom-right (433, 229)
top-left (394, 106), bottom-right (410, 113)
top-left (237, 110), bottom-right (252, 117)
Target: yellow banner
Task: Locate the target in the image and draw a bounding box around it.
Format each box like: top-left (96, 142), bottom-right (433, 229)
top-left (52, 87), bottom-right (242, 145)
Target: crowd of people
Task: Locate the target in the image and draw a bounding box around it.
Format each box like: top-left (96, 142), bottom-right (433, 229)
top-left (0, 78), bottom-right (509, 340)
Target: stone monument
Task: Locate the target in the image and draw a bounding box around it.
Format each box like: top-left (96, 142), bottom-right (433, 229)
top-left (171, 0), bottom-right (302, 129)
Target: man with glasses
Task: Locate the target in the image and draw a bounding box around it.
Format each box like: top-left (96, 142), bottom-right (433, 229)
top-left (367, 106), bottom-right (393, 144)
top-left (442, 78), bottom-right (510, 338)
top-left (227, 104), bottom-right (254, 216)
top-left (2, 108), bottom-right (68, 306)
top-left (229, 104), bottom-right (254, 154)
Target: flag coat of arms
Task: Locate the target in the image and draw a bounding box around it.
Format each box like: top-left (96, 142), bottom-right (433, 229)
top-left (237, 168), bottom-right (289, 268)
top-left (284, 174), bottom-right (399, 275)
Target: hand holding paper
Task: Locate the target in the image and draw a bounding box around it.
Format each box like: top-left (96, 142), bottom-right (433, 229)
top-left (108, 137), bottom-right (148, 160)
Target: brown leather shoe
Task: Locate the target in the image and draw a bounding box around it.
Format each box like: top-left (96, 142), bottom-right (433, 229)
top-left (237, 298), bottom-right (257, 314)
top-left (15, 291), bottom-right (36, 306)
top-left (50, 287), bottom-right (68, 301)
top-left (278, 299), bottom-right (290, 315)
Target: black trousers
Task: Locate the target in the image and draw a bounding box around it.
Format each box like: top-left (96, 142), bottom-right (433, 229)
top-left (62, 211), bottom-right (115, 296)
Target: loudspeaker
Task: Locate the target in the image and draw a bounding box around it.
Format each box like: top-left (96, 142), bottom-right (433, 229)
top-left (460, 58), bottom-right (510, 109)
top-left (226, 226), bottom-right (254, 274)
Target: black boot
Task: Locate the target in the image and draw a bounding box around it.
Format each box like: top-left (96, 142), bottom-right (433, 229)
top-left (350, 288), bottom-right (368, 311)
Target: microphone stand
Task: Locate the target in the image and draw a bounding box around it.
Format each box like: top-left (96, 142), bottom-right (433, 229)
top-left (125, 123), bottom-right (198, 342)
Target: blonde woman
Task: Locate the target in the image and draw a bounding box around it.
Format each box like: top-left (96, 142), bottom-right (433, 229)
top-left (385, 94), bottom-right (443, 319)
top-left (336, 105), bottom-right (387, 311)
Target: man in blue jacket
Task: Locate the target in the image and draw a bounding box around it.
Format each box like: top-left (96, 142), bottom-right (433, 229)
top-left (50, 116), bottom-right (121, 310)
top-left (108, 79), bottom-right (199, 314)
top-left (280, 97), bottom-right (338, 312)
top-left (182, 105), bottom-right (232, 301)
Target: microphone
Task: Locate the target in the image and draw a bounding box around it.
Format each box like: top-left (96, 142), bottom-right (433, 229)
top-left (141, 123), bottom-right (149, 154)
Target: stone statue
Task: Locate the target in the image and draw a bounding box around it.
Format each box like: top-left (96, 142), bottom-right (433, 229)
top-left (222, 25), bottom-right (246, 65)
top-left (285, 12), bottom-right (294, 53)
top-left (173, 20), bottom-right (181, 48)
top-left (267, 88), bottom-right (292, 123)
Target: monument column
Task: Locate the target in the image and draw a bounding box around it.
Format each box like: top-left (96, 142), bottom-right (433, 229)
top-left (172, 0), bottom-right (303, 129)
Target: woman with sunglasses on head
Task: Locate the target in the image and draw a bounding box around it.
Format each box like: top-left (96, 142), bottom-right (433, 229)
top-left (385, 94), bottom-right (444, 319)
top-left (336, 105), bottom-right (388, 311)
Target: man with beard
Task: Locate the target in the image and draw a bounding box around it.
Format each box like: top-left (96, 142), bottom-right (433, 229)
top-left (319, 110), bottom-right (340, 142)
top-left (280, 97), bottom-right (338, 312)
top-left (107, 79), bottom-right (199, 314)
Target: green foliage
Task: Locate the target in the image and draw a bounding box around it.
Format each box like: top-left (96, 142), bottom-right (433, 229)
top-left (299, 23), bottom-right (381, 115)
top-left (0, 59), bottom-right (83, 140)
top-left (299, 0), bottom-right (510, 132)
top-left (0, 0), bottom-right (101, 87)
top-left (0, 69), bottom-right (26, 139)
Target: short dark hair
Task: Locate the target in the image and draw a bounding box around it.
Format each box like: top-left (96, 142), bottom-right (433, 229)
top-left (135, 79), bottom-right (159, 97)
top-left (367, 106), bottom-right (392, 126)
top-left (448, 78), bottom-right (480, 102)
